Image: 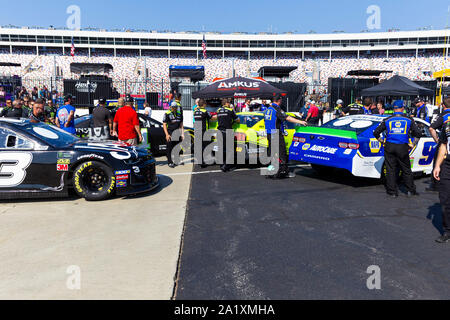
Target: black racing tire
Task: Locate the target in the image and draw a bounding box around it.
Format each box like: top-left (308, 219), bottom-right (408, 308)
top-left (311, 164), bottom-right (334, 176)
top-left (73, 161), bottom-right (115, 201)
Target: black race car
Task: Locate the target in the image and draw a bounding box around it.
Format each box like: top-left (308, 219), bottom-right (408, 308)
top-left (75, 113), bottom-right (194, 156)
top-left (0, 118), bottom-right (159, 201)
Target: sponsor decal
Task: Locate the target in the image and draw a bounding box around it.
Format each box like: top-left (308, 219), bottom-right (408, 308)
top-left (218, 81), bottom-right (260, 89)
top-left (57, 164), bottom-right (69, 171)
top-left (57, 158), bottom-right (71, 165)
top-left (57, 152), bottom-right (72, 159)
top-left (389, 120), bottom-right (407, 134)
top-left (75, 81), bottom-right (98, 93)
top-left (115, 170), bottom-right (131, 175)
top-left (116, 174), bottom-right (129, 180)
top-left (363, 160), bottom-right (375, 167)
top-left (308, 145), bottom-right (338, 154)
top-left (302, 143), bottom-right (311, 151)
top-left (116, 180), bottom-right (127, 188)
top-left (304, 154), bottom-right (331, 161)
top-left (77, 154), bottom-right (105, 161)
top-left (369, 138), bottom-right (382, 153)
top-left (108, 176), bottom-right (116, 193)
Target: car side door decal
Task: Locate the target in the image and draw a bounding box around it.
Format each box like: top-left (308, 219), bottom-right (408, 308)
top-left (0, 152), bottom-right (33, 187)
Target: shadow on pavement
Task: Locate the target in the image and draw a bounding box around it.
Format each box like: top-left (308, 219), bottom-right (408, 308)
top-left (122, 174), bottom-right (173, 200)
top-left (427, 202), bottom-right (444, 235)
top-left (294, 166), bottom-right (381, 188)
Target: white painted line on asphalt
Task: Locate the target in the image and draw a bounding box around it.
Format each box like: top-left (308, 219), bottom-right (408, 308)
top-left (161, 164), bottom-right (311, 177)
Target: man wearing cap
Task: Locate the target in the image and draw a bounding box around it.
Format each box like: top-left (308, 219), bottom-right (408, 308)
top-left (334, 99), bottom-right (345, 119)
top-left (163, 101), bottom-right (184, 168)
top-left (264, 94), bottom-right (307, 179)
top-left (373, 100), bottom-right (421, 198)
top-left (55, 95), bottom-right (76, 134)
top-left (413, 98), bottom-right (429, 123)
top-left (92, 97), bottom-right (113, 140)
top-left (112, 95), bottom-right (142, 146)
top-left (343, 97), bottom-right (364, 116)
top-left (305, 100), bottom-right (320, 125)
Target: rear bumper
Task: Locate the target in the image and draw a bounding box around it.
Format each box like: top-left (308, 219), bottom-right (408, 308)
top-left (289, 142), bottom-right (383, 179)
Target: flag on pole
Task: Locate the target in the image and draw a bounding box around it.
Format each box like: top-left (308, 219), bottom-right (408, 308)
top-left (202, 35), bottom-right (207, 59)
top-left (70, 37), bottom-right (75, 57)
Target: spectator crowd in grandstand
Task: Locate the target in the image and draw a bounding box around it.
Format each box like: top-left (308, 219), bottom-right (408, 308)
top-left (0, 47), bottom-right (448, 99)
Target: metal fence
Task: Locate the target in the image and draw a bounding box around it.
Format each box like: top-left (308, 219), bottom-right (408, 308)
top-left (13, 77), bottom-right (208, 110)
top-left (3, 77), bottom-right (330, 112)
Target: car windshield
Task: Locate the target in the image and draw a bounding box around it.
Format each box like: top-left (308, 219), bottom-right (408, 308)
top-left (75, 115), bottom-right (92, 125)
top-left (238, 114), bottom-right (263, 128)
top-left (321, 116), bottom-right (382, 135)
top-left (20, 122), bottom-right (80, 147)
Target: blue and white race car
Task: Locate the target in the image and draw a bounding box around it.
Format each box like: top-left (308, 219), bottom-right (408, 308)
top-left (289, 115), bottom-right (437, 179)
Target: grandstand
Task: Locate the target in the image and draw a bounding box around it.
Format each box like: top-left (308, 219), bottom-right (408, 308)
top-left (0, 27), bottom-right (449, 97)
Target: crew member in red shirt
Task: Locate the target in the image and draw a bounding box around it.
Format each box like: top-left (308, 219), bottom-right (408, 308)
top-left (306, 101), bottom-right (320, 126)
top-left (112, 95), bottom-right (143, 146)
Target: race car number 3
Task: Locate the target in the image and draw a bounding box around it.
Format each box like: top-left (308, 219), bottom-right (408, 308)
top-left (0, 152), bottom-right (33, 187)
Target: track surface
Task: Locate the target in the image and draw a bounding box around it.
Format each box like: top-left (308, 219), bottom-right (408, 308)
top-left (176, 165), bottom-right (450, 299)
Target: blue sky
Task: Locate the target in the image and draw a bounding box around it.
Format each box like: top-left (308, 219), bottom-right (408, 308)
top-left (3, 0), bottom-right (449, 34)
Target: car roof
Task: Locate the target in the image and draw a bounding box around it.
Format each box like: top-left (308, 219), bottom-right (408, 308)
top-left (0, 118), bottom-right (28, 124)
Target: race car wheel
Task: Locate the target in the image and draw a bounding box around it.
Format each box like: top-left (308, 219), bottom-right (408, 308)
top-left (311, 164), bottom-right (334, 176)
top-left (73, 161), bottom-right (115, 201)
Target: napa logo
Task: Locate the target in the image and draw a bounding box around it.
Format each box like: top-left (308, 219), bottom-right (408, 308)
top-left (302, 143), bottom-right (311, 151)
top-left (395, 121), bottom-right (402, 128)
top-left (369, 138), bottom-right (381, 153)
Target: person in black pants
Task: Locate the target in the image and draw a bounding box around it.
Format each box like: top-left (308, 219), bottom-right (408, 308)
top-left (428, 98), bottom-right (450, 191)
top-left (193, 99), bottom-right (217, 167)
top-left (163, 102), bottom-right (184, 168)
top-left (264, 95), bottom-right (307, 179)
top-left (216, 98), bottom-right (239, 172)
top-left (373, 100), bottom-right (421, 197)
top-left (432, 120), bottom-right (450, 243)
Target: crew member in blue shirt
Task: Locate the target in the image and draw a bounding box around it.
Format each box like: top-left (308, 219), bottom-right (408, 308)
top-left (264, 94), bottom-right (307, 179)
top-left (373, 100), bottom-right (421, 198)
top-left (55, 95), bottom-right (76, 134)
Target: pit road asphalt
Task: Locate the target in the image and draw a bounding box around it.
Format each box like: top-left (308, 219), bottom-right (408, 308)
top-left (175, 164), bottom-right (450, 299)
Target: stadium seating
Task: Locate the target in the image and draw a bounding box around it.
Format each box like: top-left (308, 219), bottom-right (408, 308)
top-left (0, 48), bottom-right (446, 96)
